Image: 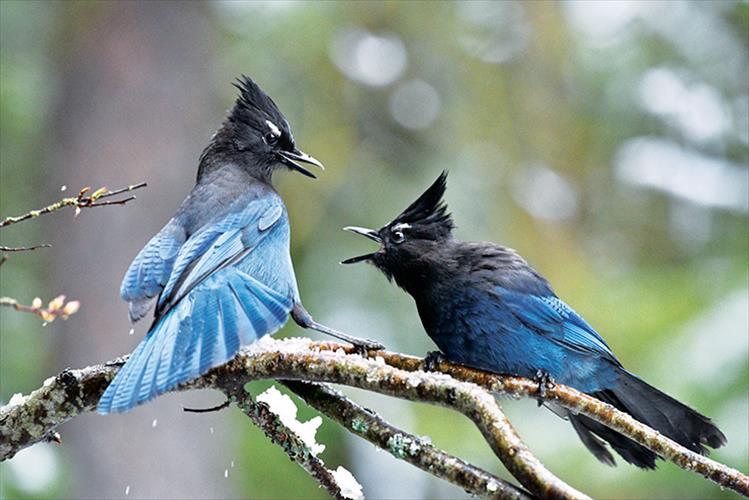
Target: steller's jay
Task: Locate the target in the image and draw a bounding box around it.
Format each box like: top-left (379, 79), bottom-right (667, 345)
top-left (98, 76), bottom-right (381, 414)
top-left (342, 171), bottom-right (726, 468)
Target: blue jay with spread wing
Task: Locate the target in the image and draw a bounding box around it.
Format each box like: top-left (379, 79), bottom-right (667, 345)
top-left (98, 76), bottom-right (381, 414)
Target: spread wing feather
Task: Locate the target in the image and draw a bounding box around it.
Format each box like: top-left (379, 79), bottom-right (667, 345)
top-left (99, 196), bottom-right (291, 414)
top-left (120, 220), bottom-right (186, 322)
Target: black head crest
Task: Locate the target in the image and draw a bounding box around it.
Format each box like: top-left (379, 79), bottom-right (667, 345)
top-left (391, 171), bottom-right (454, 238)
top-left (230, 75), bottom-right (290, 133)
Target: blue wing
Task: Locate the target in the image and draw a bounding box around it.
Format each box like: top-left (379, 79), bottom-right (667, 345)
top-left (120, 220), bottom-right (186, 322)
top-left (496, 286), bottom-right (618, 362)
top-left (98, 196), bottom-right (294, 414)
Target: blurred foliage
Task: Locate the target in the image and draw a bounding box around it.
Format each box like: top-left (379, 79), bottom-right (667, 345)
top-left (1, 1), bottom-right (747, 499)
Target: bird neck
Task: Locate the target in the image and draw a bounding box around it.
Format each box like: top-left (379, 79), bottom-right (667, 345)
top-left (194, 161), bottom-right (276, 198)
top-left (197, 136), bottom-right (275, 185)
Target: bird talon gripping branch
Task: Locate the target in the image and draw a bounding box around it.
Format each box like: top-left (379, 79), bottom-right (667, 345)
top-left (534, 369), bottom-right (555, 405)
top-left (423, 351), bottom-right (448, 372)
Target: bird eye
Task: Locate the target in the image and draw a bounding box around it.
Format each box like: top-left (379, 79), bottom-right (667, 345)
top-left (264, 132), bottom-right (279, 146)
top-left (391, 230), bottom-right (405, 244)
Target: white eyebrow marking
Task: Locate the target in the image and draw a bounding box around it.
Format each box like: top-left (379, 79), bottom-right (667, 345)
top-left (392, 223), bottom-right (411, 231)
top-left (265, 120), bottom-right (281, 136)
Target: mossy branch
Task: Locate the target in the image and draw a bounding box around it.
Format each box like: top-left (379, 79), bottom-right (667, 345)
top-left (1, 338), bottom-right (746, 498)
top-left (282, 381), bottom-right (532, 500)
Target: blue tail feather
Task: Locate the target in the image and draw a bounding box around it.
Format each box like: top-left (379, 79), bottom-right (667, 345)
top-left (218, 288), bottom-right (241, 359)
top-left (97, 271), bottom-right (292, 414)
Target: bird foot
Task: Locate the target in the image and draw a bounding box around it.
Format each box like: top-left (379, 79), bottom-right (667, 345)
top-left (349, 337), bottom-right (385, 356)
top-left (534, 369), bottom-right (555, 406)
top-left (423, 351), bottom-right (448, 372)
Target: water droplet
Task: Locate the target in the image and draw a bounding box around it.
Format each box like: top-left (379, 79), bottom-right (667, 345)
top-left (125, 485), bottom-right (130, 496)
top-left (152, 419), bottom-right (158, 428)
top-left (230, 460), bottom-right (235, 468)
top-left (210, 427), bottom-right (214, 434)
top-left (42, 322), bottom-right (48, 327)
top-left (224, 469), bottom-right (229, 478)
top-left (129, 328), bottom-right (135, 335)
top-left (60, 185), bottom-right (67, 192)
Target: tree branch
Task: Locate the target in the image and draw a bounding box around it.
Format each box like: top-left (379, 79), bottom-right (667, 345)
top-left (372, 350), bottom-right (749, 496)
top-left (1, 339), bottom-right (746, 498)
top-left (0, 339), bottom-right (579, 498)
top-left (218, 377), bottom-right (348, 499)
top-left (0, 182), bottom-right (147, 228)
top-left (282, 381), bottom-right (532, 500)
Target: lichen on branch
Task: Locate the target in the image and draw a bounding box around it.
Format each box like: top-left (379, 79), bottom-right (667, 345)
top-left (1, 338), bottom-right (747, 498)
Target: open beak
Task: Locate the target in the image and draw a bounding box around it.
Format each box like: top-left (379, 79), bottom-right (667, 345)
top-left (277, 148), bottom-right (325, 179)
top-left (341, 226), bottom-right (381, 264)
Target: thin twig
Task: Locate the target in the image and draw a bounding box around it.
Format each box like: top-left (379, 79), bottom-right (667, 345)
top-left (283, 381), bottom-right (533, 500)
top-left (0, 295), bottom-right (80, 322)
top-left (86, 196), bottom-right (137, 208)
top-left (0, 244), bottom-right (51, 252)
top-left (182, 400), bottom-right (231, 413)
top-left (0, 182), bottom-right (147, 228)
top-left (95, 182), bottom-right (147, 200)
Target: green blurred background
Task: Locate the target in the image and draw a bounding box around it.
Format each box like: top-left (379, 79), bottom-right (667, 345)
top-left (1, 1), bottom-right (747, 498)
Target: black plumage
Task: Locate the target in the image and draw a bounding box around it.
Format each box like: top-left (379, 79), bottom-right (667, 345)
top-left (343, 171), bottom-right (726, 468)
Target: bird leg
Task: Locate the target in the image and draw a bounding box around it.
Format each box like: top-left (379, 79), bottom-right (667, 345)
top-left (534, 369), bottom-right (555, 406)
top-left (423, 350), bottom-right (448, 372)
top-left (291, 303), bottom-right (384, 353)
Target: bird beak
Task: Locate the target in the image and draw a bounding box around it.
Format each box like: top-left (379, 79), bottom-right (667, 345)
top-left (341, 226), bottom-right (381, 264)
top-left (277, 148), bottom-right (325, 179)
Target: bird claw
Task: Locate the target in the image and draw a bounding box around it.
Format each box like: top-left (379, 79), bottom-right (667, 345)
top-left (423, 350), bottom-right (448, 372)
top-left (350, 337), bottom-right (385, 355)
top-left (534, 369), bottom-right (555, 406)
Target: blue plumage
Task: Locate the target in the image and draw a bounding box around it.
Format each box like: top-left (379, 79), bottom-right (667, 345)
top-left (343, 171), bottom-right (726, 468)
top-left (98, 190), bottom-right (296, 414)
top-left (98, 76), bottom-right (379, 415)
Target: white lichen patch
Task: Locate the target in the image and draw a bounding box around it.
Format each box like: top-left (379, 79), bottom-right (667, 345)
top-left (330, 465), bottom-right (364, 500)
top-left (246, 335), bottom-right (315, 356)
top-left (257, 385), bottom-right (325, 455)
top-left (43, 377), bottom-right (55, 387)
top-left (5, 393), bottom-right (28, 410)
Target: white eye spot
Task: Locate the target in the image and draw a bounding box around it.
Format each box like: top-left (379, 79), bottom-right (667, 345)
top-left (265, 120), bottom-right (281, 137)
top-left (391, 230), bottom-right (405, 243)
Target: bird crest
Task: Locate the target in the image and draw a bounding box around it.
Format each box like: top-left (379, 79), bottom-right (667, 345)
top-left (390, 171), bottom-right (454, 239)
top-left (230, 75), bottom-right (290, 133)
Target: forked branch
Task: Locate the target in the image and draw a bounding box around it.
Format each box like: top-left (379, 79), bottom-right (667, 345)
top-left (1, 339), bottom-right (746, 498)
top-left (0, 182), bottom-right (147, 228)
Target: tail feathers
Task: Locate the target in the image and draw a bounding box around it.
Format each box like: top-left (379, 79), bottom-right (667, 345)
top-left (98, 272), bottom-right (292, 414)
top-left (569, 411), bottom-right (658, 469)
top-left (613, 371), bottom-right (726, 453)
top-left (568, 414), bottom-right (617, 467)
top-left (568, 369), bottom-right (726, 469)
